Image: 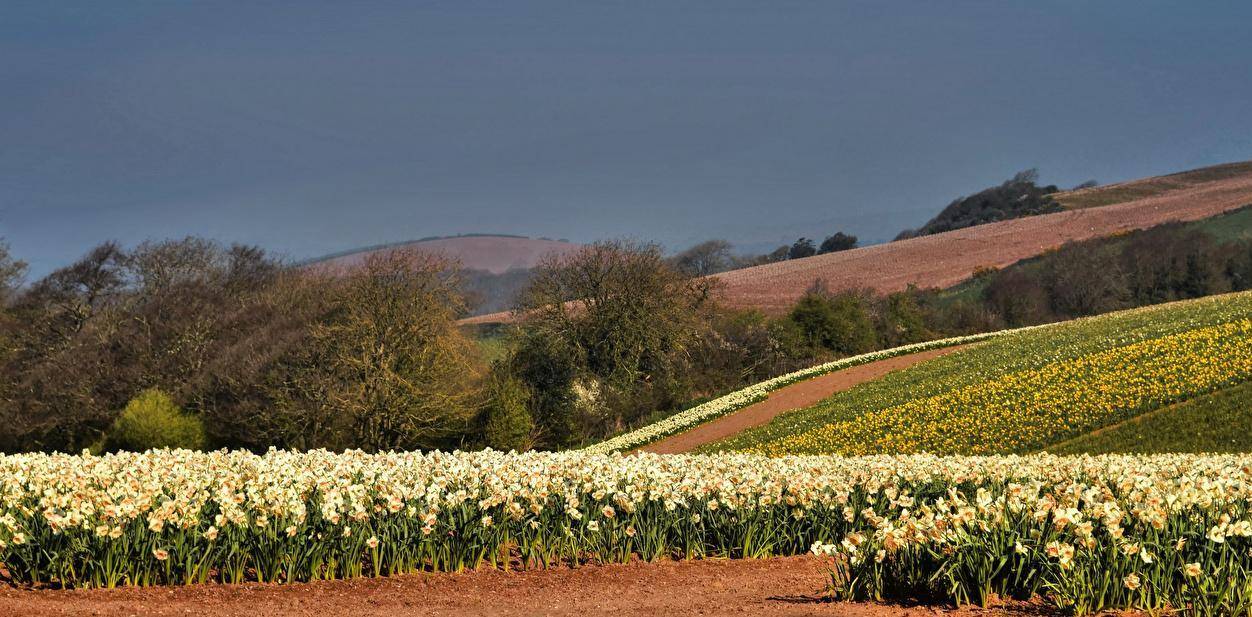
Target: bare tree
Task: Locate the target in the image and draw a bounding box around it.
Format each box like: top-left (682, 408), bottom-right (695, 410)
top-left (0, 240), bottom-right (25, 306)
top-left (513, 240), bottom-right (715, 443)
top-left (294, 250), bottom-right (479, 451)
top-left (671, 239), bottom-right (734, 276)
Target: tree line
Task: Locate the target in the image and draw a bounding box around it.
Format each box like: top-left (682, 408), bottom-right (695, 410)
top-left (0, 237), bottom-right (819, 454)
top-left (669, 232), bottom-right (859, 278)
top-left (1, 211), bottom-right (1248, 454)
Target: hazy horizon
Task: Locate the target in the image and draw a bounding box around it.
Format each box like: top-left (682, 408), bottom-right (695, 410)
top-left (4, 1), bottom-right (1251, 277)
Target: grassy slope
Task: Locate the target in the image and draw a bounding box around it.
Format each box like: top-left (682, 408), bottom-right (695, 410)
top-left (927, 203), bottom-right (1252, 311)
top-left (703, 292), bottom-right (1252, 455)
top-left (1048, 380), bottom-right (1252, 454)
top-left (1189, 203), bottom-right (1252, 243)
top-left (1054, 161), bottom-right (1252, 210)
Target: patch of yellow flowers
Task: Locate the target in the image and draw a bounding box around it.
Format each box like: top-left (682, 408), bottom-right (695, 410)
top-left (583, 328), bottom-right (1036, 454)
top-left (752, 319), bottom-right (1252, 456)
top-left (1, 449), bottom-right (1251, 615)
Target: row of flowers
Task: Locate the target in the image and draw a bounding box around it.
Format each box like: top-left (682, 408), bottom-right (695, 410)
top-left (593, 292), bottom-right (1252, 455)
top-left (581, 328), bottom-right (1039, 454)
top-left (755, 318), bottom-right (1252, 456)
top-left (2, 448), bottom-right (1251, 611)
top-left (810, 455), bottom-right (1252, 615)
top-left (710, 291), bottom-right (1252, 455)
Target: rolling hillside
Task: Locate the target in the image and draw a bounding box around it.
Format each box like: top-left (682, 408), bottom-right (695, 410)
top-left (464, 160), bottom-right (1252, 323)
top-left (307, 234), bottom-right (582, 274)
top-left (697, 291), bottom-right (1252, 456)
top-left (713, 161), bottom-right (1252, 313)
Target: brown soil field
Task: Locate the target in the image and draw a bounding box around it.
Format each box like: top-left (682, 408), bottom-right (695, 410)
top-left (0, 556), bottom-right (1066, 617)
top-left (639, 344), bottom-right (968, 454)
top-left (463, 161), bottom-right (1252, 323)
top-left (314, 235), bottom-right (582, 275)
top-left (1054, 160), bottom-right (1252, 210)
top-left (713, 165), bottom-right (1252, 314)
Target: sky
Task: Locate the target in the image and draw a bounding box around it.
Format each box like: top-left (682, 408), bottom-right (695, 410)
top-left (3, 1), bottom-right (1251, 277)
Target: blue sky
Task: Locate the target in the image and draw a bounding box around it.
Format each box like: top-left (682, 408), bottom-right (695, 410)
top-left (3, 1), bottom-right (1251, 276)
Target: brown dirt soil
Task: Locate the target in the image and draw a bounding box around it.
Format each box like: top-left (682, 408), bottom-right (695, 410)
top-left (0, 556), bottom-right (1065, 617)
top-left (639, 345), bottom-right (969, 454)
top-left (712, 168), bottom-right (1252, 314)
top-left (463, 161), bottom-right (1252, 324)
top-left (1054, 160), bottom-right (1252, 210)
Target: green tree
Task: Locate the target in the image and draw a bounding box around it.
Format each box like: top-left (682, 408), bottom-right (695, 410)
top-left (295, 250), bottom-right (479, 452)
top-left (788, 287), bottom-right (878, 355)
top-left (510, 329), bottom-right (582, 448)
top-left (104, 388), bottom-right (206, 452)
top-left (670, 239), bottom-right (734, 276)
top-left (818, 232), bottom-right (858, 254)
top-left (788, 238), bottom-right (817, 259)
top-left (877, 291), bottom-right (930, 347)
top-left (480, 369), bottom-right (534, 451)
top-left (513, 240), bottom-right (713, 445)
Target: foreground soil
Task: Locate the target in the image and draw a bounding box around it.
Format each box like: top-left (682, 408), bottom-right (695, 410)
top-left (640, 344), bottom-right (969, 454)
top-left (0, 556), bottom-right (1061, 617)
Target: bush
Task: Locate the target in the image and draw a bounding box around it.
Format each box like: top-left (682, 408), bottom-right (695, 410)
top-left (510, 329), bottom-right (581, 449)
top-left (789, 289), bottom-right (878, 356)
top-left (481, 372), bottom-right (534, 451)
top-left (877, 291), bottom-right (931, 347)
top-left (1041, 243), bottom-right (1129, 317)
top-left (104, 389), bottom-right (206, 452)
top-left (983, 268), bottom-right (1052, 326)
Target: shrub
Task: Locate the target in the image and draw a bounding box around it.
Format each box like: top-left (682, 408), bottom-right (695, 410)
top-left (510, 329), bottom-right (581, 449)
top-left (876, 291), bottom-right (930, 347)
top-left (481, 372), bottom-right (534, 451)
top-left (104, 388), bottom-right (206, 452)
top-left (789, 289), bottom-right (878, 356)
top-left (983, 268), bottom-right (1052, 326)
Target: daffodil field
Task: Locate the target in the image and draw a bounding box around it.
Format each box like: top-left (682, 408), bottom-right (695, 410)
top-left (2, 449), bottom-right (1252, 615)
top-left (583, 328), bottom-right (1031, 454)
top-left (805, 452), bottom-right (1252, 614)
top-left (4, 295), bottom-right (1252, 615)
top-left (708, 292), bottom-right (1252, 456)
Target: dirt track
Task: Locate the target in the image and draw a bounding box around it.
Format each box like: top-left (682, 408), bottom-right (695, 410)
top-left (640, 345), bottom-right (968, 454)
top-left (0, 556), bottom-right (1058, 617)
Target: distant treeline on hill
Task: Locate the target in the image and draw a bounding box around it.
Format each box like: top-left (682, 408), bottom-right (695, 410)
top-left (895, 169), bottom-right (1071, 240)
top-left (666, 170), bottom-right (1090, 277)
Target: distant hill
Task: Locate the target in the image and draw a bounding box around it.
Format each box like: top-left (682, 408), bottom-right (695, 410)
top-left (705, 159), bottom-right (1252, 314)
top-left (1053, 160), bottom-right (1252, 210)
top-left (306, 234), bottom-right (582, 275)
top-left (464, 160), bottom-right (1252, 323)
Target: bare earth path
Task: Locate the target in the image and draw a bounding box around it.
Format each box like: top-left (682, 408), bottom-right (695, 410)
top-left (0, 556), bottom-right (1053, 617)
top-left (639, 344), bottom-right (969, 454)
